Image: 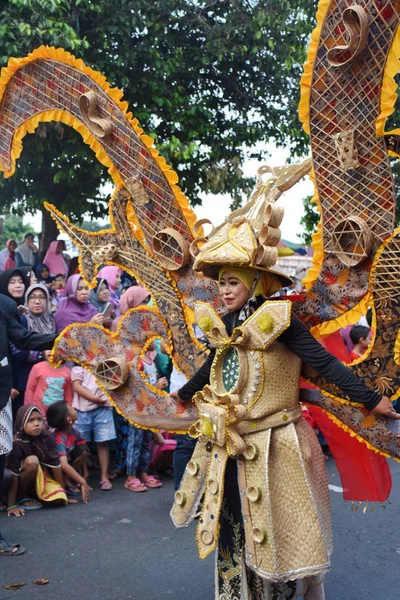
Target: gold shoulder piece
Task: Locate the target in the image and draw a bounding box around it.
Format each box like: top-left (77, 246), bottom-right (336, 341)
top-left (194, 302), bottom-right (229, 347)
top-left (236, 300), bottom-right (292, 349)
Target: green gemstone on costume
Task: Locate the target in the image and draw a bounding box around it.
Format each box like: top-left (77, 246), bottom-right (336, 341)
top-left (222, 347), bottom-right (239, 391)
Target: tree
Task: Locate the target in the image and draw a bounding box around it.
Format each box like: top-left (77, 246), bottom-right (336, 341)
top-left (300, 194), bottom-right (319, 246)
top-left (0, 213), bottom-right (37, 248)
top-left (0, 0), bottom-right (317, 247)
top-left (80, 219), bottom-right (111, 232)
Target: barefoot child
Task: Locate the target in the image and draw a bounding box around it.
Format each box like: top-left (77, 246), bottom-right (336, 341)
top-left (46, 401), bottom-right (92, 503)
top-left (6, 405), bottom-right (67, 517)
top-left (71, 366), bottom-right (116, 491)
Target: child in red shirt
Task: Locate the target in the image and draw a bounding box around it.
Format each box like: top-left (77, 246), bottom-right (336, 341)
top-left (349, 325), bottom-right (372, 362)
top-left (46, 401), bottom-right (91, 503)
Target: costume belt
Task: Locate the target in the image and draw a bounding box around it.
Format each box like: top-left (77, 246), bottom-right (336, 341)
top-left (180, 385), bottom-right (302, 559)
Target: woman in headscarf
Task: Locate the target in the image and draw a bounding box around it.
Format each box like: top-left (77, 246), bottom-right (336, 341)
top-left (110, 285), bottom-right (149, 332)
top-left (97, 266), bottom-right (122, 316)
top-left (89, 278), bottom-right (115, 330)
top-left (25, 284), bottom-right (56, 335)
top-left (170, 226), bottom-right (398, 600)
top-left (0, 240), bottom-right (17, 272)
top-left (0, 267), bottom-right (32, 307)
top-left (34, 263), bottom-right (54, 286)
top-left (6, 405), bottom-right (67, 517)
top-left (43, 241), bottom-right (68, 278)
top-left (54, 274), bottom-right (104, 333)
top-left (0, 269), bottom-right (46, 418)
top-left (15, 233), bottom-right (39, 268)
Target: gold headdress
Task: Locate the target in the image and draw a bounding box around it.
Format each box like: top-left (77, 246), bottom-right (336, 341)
top-left (191, 161), bottom-right (312, 288)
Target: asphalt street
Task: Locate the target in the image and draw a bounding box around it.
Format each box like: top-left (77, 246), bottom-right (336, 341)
top-left (1, 458), bottom-right (399, 600)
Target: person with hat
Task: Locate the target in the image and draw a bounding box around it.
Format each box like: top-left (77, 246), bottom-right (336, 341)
top-left (170, 210), bottom-right (398, 599)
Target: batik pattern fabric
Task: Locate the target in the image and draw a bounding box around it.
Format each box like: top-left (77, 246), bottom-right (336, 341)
top-left (0, 399), bottom-right (12, 456)
top-left (216, 461), bottom-right (325, 600)
top-left (52, 308), bottom-right (198, 432)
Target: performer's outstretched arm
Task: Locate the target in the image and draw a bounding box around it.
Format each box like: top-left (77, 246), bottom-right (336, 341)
top-left (172, 350), bottom-right (215, 403)
top-left (280, 315), bottom-right (399, 418)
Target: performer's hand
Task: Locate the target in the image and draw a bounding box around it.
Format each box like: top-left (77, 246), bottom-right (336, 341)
top-left (171, 390), bottom-right (189, 406)
top-left (371, 396), bottom-right (400, 419)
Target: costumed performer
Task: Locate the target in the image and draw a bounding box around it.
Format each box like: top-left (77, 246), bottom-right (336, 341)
top-left (170, 215), bottom-right (399, 600)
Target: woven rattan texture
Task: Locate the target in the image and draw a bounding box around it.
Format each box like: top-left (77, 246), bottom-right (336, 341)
top-left (304, 229), bottom-right (400, 402)
top-left (309, 1), bottom-right (397, 242)
top-left (246, 422), bottom-right (331, 580)
top-left (47, 191), bottom-right (207, 377)
top-left (0, 59), bottom-right (192, 247)
top-left (295, 0), bottom-right (399, 325)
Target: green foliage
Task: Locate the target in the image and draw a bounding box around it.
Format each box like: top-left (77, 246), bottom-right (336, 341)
top-left (300, 194), bottom-right (319, 245)
top-left (80, 219), bottom-right (111, 232)
top-left (0, 213), bottom-right (36, 247)
top-left (0, 0), bottom-right (318, 229)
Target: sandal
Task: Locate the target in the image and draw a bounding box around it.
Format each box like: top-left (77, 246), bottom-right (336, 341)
top-left (17, 498), bottom-right (42, 510)
top-left (0, 500), bottom-right (7, 512)
top-left (124, 478), bottom-right (147, 493)
top-left (0, 538), bottom-right (25, 557)
top-left (142, 475), bottom-right (162, 489)
top-left (65, 485), bottom-right (80, 496)
top-left (100, 480), bottom-right (113, 491)
top-left (109, 468), bottom-right (124, 480)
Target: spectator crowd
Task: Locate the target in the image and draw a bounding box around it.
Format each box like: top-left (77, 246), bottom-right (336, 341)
top-left (0, 232), bottom-right (379, 554)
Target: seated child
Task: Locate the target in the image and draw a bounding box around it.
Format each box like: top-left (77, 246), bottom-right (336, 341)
top-left (46, 401), bottom-right (92, 503)
top-left (6, 405), bottom-right (67, 517)
top-left (125, 342), bottom-right (168, 493)
top-left (24, 352), bottom-right (72, 414)
top-left (71, 366), bottom-right (116, 491)
top-left (349, 325), bottom-right (372, 361)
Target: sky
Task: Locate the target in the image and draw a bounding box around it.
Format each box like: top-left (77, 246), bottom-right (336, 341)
top-left (24, 144), bottom-right (314, 244)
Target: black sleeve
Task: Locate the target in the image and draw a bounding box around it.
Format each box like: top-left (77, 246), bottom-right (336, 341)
top-left (279, 315), bottom-right (381, 411)
top-left (2, 296), bottom-right (55, 351)
top-left (179, 349), bottom-right (215, 401)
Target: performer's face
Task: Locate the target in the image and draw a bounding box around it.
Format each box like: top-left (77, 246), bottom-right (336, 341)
top-left (219, 272), bottom-right (251, 312)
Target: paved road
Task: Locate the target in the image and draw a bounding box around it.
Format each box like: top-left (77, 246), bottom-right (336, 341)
top-left (1, 459), bottom-right (399, 600)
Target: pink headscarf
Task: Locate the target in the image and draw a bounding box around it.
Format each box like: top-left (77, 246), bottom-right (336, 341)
top-left (97, 266), bottom-right (121, 292)
top-left (97, 266), bottom-right (122, 314)
top-left (43, 241), bottom-right (68, 277)
top-left (0, 239), bottom-right (16, 271)
top-left (111, 286), bottom-right (149, 331)
top-left (54, 274), bottom-right (97, 332)
top-left (120, 286), bottom-right (149, 315)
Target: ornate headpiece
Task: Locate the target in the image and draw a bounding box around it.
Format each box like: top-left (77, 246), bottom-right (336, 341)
top-left (191, 162), bottom-right (309, 288)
